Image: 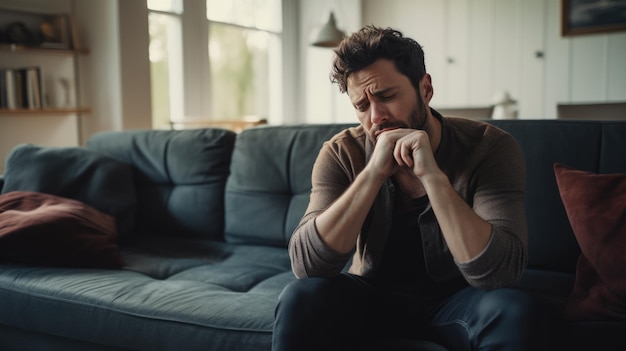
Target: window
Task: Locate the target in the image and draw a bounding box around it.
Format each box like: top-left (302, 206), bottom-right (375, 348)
top-left (207, 0), bottom-right (282, 123)
top-left (148, 0), bottom-right (282, 129)
top-left (148, 0), bottom-right (184, 129)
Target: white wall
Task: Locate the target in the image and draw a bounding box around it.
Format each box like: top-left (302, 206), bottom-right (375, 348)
top-left (298, 0), bottom-right (362, 124)
top-left (75, 0), bottom-right (151, 139)
top-left (116, 0), bottom-right (152, 130)
top-left (74, 0), bottom-right (123, 137)
top-left (77, 0), bottom-right (150, 134)
top-left (362, 0), bottom-right (626, 119)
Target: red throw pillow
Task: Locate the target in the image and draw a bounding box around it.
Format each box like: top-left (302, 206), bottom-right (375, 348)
top-left (0, 191), bottom-right (122, 268)
top-left (554, 163), bottom-right (626, 321)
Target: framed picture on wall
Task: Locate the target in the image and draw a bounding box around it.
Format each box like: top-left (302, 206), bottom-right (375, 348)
top-left (562, 0), bottom-right (626, 36)
top-left (39, 15), bottom-right (73, 49)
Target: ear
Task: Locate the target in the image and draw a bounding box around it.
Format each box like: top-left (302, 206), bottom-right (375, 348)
top-left (420, 74), bottom-right (434, 104)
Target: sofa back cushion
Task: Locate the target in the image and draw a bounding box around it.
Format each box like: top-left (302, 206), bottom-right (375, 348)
top-left (487, 120), bottom-right (626, 274)
top-left (87, 128), bottom-right (236, 240)
top-left (1, 144), bottom-right (136, 237)
top-left (224, 124), bottom-right (356, 247)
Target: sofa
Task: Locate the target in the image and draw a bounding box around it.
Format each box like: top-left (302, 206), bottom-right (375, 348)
top-left (0, 119), bottom-right (624, 351)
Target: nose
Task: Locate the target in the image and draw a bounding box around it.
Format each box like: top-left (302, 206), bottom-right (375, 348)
top-left (370, 101), bottom-right (388, 125)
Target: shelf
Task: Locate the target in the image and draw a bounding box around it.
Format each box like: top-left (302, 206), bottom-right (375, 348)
top-left (0, 44), bottom-right (89, 56)
top-left (0, 108), bottom-right (91, 116)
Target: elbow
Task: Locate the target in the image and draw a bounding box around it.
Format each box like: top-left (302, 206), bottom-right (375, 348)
top-left (291, 263), bottom-right (309, 279)
top-left (467, 260), bottom-right (526, 290)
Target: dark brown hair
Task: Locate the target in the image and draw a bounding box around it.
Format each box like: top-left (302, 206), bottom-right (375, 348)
top-left (330, 25), bottom-right (426, 93)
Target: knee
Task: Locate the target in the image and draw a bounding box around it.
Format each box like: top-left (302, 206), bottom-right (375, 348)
top-left (477, 289), bottom-right (540, 348)
top-left (277, 279), bottom-right (312, 308)
top-left (480, 288), bottom-right (536, 325)
top-left (277, 277), bottom-right (335, 311)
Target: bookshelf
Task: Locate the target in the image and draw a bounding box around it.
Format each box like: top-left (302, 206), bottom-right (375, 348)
top-left (0, 5), bottom-right (89, 173)
top-left (0, 107), bottom-right (91, 115)
top-left (0, 9), bottom-right (89, 113)
top-left (0, 43), bottom-right (89, 56)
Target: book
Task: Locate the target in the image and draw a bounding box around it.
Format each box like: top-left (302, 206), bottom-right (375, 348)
top-left (23, 67), bottom-right (42, 109)
top-left (0, 70), bottom-right (6, 109)
top-left (3, 69), bottom-right (17, 110)
top-left (31, 67), bottom-right (43, 109)
top-left (14, 69), bottom-right (24, 109)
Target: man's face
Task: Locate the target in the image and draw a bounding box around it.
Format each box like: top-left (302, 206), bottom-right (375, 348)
top-left (346, 59), bottom-right (429, 141)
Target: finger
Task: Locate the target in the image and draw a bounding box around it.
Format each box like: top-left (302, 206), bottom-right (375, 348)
top-left (400, 141), bottom-right (414, 168)
top-left (393, 141), bottom-right (407, 168)
top-left (393, 140), bottom-right (414, 168)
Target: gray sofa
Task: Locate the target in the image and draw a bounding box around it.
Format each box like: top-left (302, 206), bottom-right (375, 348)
top-left (0, 119), bottom-right (624, 350)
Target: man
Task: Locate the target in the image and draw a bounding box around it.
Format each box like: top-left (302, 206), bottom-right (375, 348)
top-left (272, 26), bottom-right (537, 351)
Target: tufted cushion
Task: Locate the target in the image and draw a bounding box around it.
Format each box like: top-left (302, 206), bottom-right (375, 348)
top-left (87, 128), bottom-right (237, 240)
top-left (1, 144), bottom-right (136, 237)
top-left (224, 124), bottom-right (356, 247)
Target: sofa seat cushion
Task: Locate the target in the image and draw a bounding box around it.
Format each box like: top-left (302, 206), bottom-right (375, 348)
top-left (0, 238), bottom-right (294, 351)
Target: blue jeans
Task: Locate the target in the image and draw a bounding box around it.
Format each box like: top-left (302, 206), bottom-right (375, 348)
top-left (272, 273), bottom-right (539, 351)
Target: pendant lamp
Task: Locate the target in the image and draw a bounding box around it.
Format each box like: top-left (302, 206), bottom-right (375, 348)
top-left (310, 12), bottom-right (346, 48)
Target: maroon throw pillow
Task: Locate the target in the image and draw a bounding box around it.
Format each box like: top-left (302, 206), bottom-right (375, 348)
top-left (0, 191), bottom-right (122, 269)
top-left (554, 163), bottom-right (626, 321)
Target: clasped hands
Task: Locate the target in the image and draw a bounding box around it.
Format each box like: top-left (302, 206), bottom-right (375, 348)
top-left (370, 128), bottom-right (438, 180)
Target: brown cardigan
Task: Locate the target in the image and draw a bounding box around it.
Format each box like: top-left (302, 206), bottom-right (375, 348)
top-left (289, 115), bottom-right (528, 290)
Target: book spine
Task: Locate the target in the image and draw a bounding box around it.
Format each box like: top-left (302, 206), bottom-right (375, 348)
top-left (15, 70), bottom-right (24, 109)
top-left (25, 67), bottom-right (42, 109)
top-left (0, 70), bottom-right (7, 109)
top-left (5, 69), bottom-right (16, 110)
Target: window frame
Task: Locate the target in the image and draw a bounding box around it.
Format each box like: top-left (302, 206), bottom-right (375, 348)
top-left (148, 0), bottom-right (298, 127)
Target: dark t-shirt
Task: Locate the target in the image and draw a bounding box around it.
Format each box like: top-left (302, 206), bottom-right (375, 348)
top-left (376, 190), bottom-right (466, 302)
top-left (377, 192), bottom-right (429, 285)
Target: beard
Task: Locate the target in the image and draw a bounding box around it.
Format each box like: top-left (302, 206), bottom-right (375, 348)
top-left (369, 93), bottom-right (429, 141)
top-left (409, 92), bottom-right (429, 130)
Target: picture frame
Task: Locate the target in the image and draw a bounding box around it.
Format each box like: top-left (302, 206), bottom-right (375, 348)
top-left (0, 9), bottom-right (77, 50)
top-left (562, 0), bottom-right (626, 36)
top-left (39, 14), bottom-right (72, 49)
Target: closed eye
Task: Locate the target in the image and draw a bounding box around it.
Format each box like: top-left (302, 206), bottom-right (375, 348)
top-left (354, 102), bottom-right (369, 112)
top-left (379, 94), bottom-right (394, 102)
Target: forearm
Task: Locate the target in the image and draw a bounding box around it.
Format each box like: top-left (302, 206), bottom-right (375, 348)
top-left (421, 172), bottom-right (492, 263)
top-left (315, 165), bottom-right (387, 254)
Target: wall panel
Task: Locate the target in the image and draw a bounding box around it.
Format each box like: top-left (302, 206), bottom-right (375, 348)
top-left (444, 0), bottom-right (470, 106)
top-left (518, 0), bottom-right (545, 118)
top-left (571, 36), bottom-right (607, 101)
top-left (607, 33), bottom-right (626, 101)
top-left (468, 0), bottom-right (495, 105)
top-left (362, 0), bottom-right (626, 119)
top-left (492, 0), bottom-right (521, 106)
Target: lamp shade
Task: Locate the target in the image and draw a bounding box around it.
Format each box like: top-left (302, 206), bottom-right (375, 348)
top-left (310, 12), bottom-right (346, 48)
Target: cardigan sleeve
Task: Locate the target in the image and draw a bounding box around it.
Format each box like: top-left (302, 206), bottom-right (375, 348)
top-left (288, 135), bottom-right (363, 278)
top-left (452, 130), bottom-right (528, 289)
